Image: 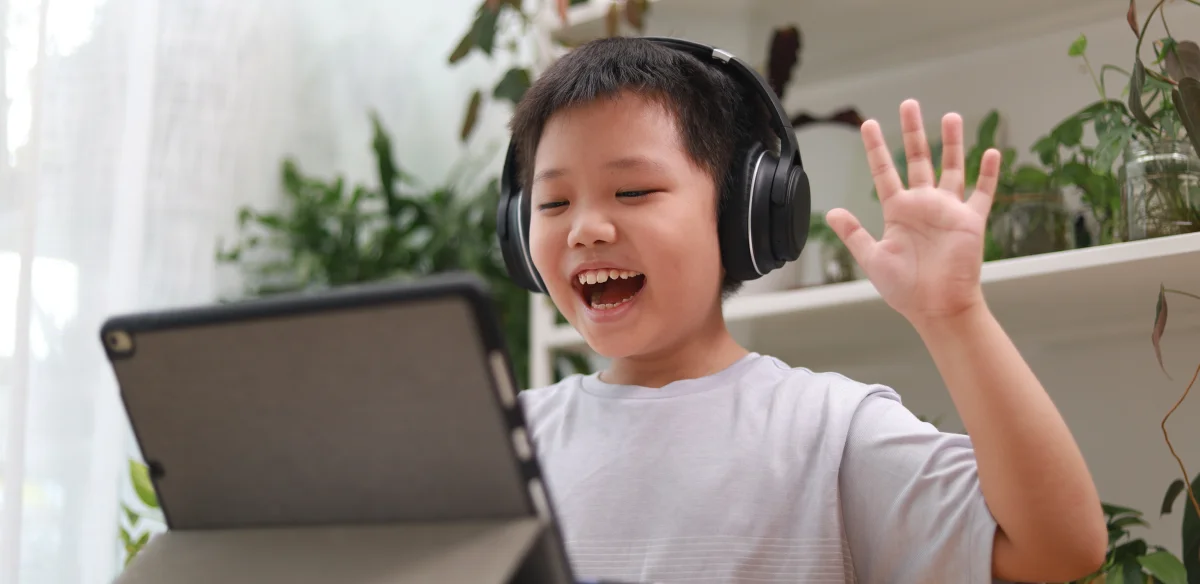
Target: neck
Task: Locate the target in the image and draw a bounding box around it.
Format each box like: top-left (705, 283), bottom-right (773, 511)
top-left (600, 310), bottom-right (749, 388)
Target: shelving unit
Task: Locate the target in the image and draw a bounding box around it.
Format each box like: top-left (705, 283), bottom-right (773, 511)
top-left (530, 233), bottom-right (1200, 386)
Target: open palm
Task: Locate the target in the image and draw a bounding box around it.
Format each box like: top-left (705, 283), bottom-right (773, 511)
top-left (827, 100), bottom-right (1002, 325)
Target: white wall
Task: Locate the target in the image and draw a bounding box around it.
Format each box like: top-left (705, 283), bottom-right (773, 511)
top-left (637, 5), bottom-right (1200, 557)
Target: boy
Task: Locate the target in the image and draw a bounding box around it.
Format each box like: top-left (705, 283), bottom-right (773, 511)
top-left (508, 37), bottom-right (1107, 584)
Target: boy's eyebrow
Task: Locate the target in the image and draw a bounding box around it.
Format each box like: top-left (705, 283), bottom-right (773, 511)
top-left (532, 155), bottom-right (665, 185)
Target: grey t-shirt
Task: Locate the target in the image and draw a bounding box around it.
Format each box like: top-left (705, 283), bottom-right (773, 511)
top-left (518, 352), bottom-right (1002, 584)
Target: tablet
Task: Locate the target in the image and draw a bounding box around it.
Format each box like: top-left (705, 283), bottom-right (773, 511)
top-left (100, 272), bottom-right (553, 532)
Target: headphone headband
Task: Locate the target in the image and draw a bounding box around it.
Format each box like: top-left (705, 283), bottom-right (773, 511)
top-left (638, 37), bottom-right (801, 170)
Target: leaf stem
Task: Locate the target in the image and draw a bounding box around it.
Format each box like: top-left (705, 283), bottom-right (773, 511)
top-left (1165, 288), bottom-right (1200, 302)
top-left (1162, 361), bottom-right (1200, 523)
top-left (1136, 0), bottom-right (1167, 58)
top-left (1082, 55), bottom-right (1105, 100)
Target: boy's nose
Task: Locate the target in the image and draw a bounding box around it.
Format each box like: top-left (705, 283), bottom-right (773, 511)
top-left (567, 210), bottom-right (617, 248)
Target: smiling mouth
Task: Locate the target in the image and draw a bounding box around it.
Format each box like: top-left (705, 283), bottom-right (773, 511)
top-left (573, 269), bottom-right (647, 310)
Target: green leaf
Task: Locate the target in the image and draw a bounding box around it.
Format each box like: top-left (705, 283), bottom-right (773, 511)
top-left (1114, 538), bottom-right (1149, 562)
top-left (1069, 33), bottom-right (1088, 57)
top-left (1094, 124), bottom-right (1136, 174)
top-left (1165, 40), bottom-right (1200, 83)
top-left (461, 89), bottom-right (482, 143)
top-left (1032, 135), bottom-right (1058, 166)
top-left (122, 503), bottom-right (139, 527)
top-left (976, 110), bottom-right (1001, 147)
top-left (1012, 165), bottom-right (1050, 192)
top-left (1165, 479), bottom-right (1187, 515)
top-left (1153, 283), bottom-right (1170, 378)
top-left (1129, 60), bottom-right (1156, 129)
top-left (492, 67), bottom-right (532, 104)
top-left (448, 27), bottom-right (474, 64)
top-left (1138, 550), bottom-right (1188, 584)
top-left (473, 4), bottom-right (500, 56)
top-left (1181, 473), bottom-right (1200, 584)
top-left (1052, 116), bottom-right (1085, 147)
top-left (1173, 78), bottom-right (1200, 161)
top-left (1105, 502), bottom-right (1146, 518)
top-left (1112, 515), bottom-right (1152, 530)
top-left (129, 460), bottom-right (158, 509)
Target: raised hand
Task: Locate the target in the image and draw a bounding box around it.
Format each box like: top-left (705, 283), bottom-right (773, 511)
top-left (826, 99), bottom-right (1002, 327)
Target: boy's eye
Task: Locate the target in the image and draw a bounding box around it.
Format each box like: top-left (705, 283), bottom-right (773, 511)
top-left (617, 190), bottom-right (653, 198)
top-left (537, 201), bottom-right (567, 211)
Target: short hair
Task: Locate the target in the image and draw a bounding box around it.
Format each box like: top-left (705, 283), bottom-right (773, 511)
top-left (508, 36), bottom-right (777, 297)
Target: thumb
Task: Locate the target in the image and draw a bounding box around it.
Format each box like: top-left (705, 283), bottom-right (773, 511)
top-left (824, 209), bottom-right (876, 266)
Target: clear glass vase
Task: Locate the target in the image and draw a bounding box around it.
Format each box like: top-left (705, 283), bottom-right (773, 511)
top-left (989, 192), bottom-right (1070, 258)
top-left (1121, 138), bottom-right (1200, 241)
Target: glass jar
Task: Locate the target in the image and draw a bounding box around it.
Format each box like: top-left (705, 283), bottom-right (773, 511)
top-left (989, 191), bottom-right (1070, 258)
top-left (1122, 138), bottom-right (1200, 240)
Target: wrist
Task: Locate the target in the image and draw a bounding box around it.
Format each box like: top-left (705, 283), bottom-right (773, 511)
top-left (909, 300), bottom-right (994, 343)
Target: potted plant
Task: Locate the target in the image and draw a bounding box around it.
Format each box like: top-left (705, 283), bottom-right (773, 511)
top-left (1150, 284), bottom-right (1200, 583)
top-left (1063, 2), bottom-right (1200, 242)
top-left (871, 109), bottom-right (1073, 260)
top-left (808, 214), bottom-right (856, 285)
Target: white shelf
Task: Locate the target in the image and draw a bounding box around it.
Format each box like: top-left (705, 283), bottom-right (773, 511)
top-left (547, 0), bottom-right (1122, 86)
top-left (542, 233), bottom-right (1200, 367)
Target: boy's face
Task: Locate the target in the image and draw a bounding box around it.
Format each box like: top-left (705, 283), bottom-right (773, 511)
top-left (528, 91), bottom-right (726, 360)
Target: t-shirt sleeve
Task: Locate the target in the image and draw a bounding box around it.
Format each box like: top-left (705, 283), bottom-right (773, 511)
top-left (838, 385), bottom-right (1005, 584)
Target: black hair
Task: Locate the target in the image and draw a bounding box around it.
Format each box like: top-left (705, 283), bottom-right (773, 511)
top-left (508, 36), bottom-right (777, 297)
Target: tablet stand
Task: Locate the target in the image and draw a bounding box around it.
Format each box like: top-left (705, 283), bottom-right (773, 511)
top-left (115, 517), bottom-right (575, 584)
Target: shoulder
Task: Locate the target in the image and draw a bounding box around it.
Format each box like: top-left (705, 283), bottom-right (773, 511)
top-left (517, 373), bottom-right (586, 425)
top-left (748, 354), bottom-right (909, 417)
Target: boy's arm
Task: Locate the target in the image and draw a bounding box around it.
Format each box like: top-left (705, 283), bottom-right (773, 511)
top-left (913, 304), bottom-right (1106, 582)
top-left (826, 100), bottom-right (1107, 583)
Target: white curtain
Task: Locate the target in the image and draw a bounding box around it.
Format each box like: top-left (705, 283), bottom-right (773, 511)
top-left (0, 0), bottom-right (515, 582)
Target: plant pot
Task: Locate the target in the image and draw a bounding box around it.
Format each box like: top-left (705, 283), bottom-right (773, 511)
top-left (1121, 138), bottom-right (1200, 241)
top-left (820, 241), bottom-right (857, 285)
top-left (989, 191), bottom-right (1071, 259)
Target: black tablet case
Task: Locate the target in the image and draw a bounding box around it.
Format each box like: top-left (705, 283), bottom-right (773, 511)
top-left (101, 272), bottom-right (576, 584)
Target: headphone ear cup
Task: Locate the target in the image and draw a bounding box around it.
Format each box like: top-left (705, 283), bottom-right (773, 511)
top-left (719, 143), bottom-right (778, 282)
top-left (497, 190), bottom-right (545, 294)
top-left (769, 164), bottom-right (811, 263)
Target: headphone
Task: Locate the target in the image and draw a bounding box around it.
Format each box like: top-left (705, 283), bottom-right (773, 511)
top-left (496, 36), bottom-right (811, 294)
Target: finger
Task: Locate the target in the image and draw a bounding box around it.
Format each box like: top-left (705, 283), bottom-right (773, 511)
top-left (967, 148), bottom-right (1002, 217)
top-left (900, 99), bottom-right (935, 189)
top-left (825, 208), bottom-right (876, 266)
top-left (860, 120), bottom-right (904, 202)
top-left (938, 112), bottom-right (965, 198)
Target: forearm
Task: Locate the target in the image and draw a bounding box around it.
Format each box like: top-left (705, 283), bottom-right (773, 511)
top-left (912, 303), bottom-right (1106, 581)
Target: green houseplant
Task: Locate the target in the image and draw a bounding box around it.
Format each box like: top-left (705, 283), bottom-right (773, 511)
top-left (215, 112), bottom-right (534, 388)
top-left (119, 460), bottom-right (162, 566)
top-left (869, 109), bottom-right (1070, 261)
top-left (1062, 1), bottom-right (1200, 241)
top-left (1150, 284), bottom-right (1200, 583)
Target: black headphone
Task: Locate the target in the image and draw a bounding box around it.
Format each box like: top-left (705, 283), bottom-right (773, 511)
top-left (496, 36), bottom-right (811, 294)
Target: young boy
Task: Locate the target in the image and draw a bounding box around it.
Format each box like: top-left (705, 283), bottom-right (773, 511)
top-left (509, 37), bottom-right (1107, 584)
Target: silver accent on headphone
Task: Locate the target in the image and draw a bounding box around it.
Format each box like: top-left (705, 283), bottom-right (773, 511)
top-left (747, 150), bottom-right (767, 276)
top-left (515, 192), bottom-right (545, 292)
top-left (711, 48), bottom-right (732, 63)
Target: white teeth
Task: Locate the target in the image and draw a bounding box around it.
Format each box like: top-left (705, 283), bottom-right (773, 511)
top-left (575, 268), bottom-right (642, 284)
top-left (590, 295), bottom-right (637, 310)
